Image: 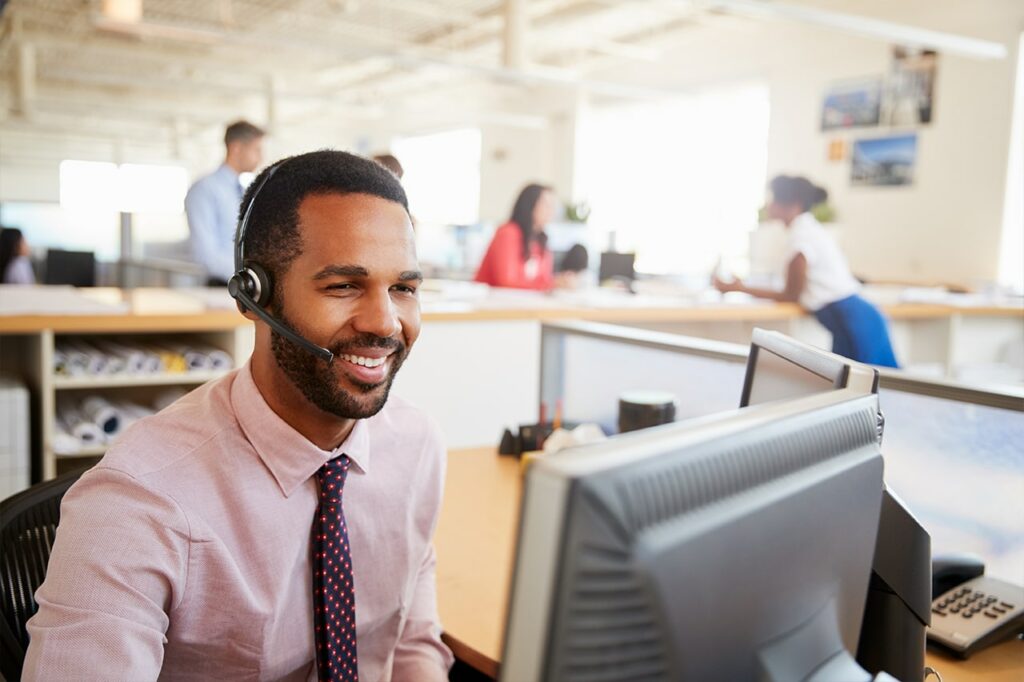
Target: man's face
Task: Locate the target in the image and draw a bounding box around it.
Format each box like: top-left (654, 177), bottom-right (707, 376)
top-left (270, 193), bottom-right (420, 420)
top-left (233, 137), bottom-right (264, 173)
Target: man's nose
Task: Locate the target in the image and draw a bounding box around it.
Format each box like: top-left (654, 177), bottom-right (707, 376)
top-left (351, 289), bottom-right (401, 339)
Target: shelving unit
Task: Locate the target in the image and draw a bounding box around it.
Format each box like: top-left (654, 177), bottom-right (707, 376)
top-left (1, 303), bottom-right (254, 483)
top-left (53, 370), bottom-right (227, 390)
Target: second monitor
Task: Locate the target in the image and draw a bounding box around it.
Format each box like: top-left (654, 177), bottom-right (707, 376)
top-left (502, 389), bottom-right (885, 681)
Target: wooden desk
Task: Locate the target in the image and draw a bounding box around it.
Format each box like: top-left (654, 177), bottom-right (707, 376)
top-left (436, 448), bottom-right (1024, 681)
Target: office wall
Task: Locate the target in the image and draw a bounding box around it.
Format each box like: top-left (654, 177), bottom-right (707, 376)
top-left (591, 0), bottom-right (1023, 284)
top-left (2, 1), bottom-right (1018, 285)
top-left (478, 123), bottom-right (553, 223)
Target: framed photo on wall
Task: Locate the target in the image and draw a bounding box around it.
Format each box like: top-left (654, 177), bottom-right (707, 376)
top-left (882, 48), bottom-right (937, 126)
top-left (821, 78), bottom-right (883, 130)
top-left (851, 134), bottom-right (918, 186)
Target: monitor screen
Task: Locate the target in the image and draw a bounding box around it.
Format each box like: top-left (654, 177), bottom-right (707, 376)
top-left (746, 346), bottom-right (838, 405)
top-left (502, 390), bottom-right (884, 681)
top-left (44, 249), bottom-right (96, 287)
top-left (740, 328), bottom-right (878, 408)
top-left (598, 251), bottom-right (635, 283)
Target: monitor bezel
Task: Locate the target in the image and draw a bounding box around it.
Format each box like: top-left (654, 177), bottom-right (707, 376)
top-left (739, 328), bottom-right (879, 408)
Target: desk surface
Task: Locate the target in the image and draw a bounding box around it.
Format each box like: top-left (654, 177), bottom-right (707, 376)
top-left (0, 286), bottom-right (1020, 333)
top-left (435, 448), bottom-right (1024, 681)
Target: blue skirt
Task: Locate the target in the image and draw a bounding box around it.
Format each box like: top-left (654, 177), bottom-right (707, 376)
top-left (814, 294), bottom-right (899, 368)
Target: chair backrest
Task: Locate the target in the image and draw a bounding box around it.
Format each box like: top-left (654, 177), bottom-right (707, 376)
top-left (0, 470), bottom-right (84, 681)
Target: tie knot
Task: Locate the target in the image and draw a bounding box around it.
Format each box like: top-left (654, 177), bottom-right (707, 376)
top-left (316, 454), bottom-right (350, 503)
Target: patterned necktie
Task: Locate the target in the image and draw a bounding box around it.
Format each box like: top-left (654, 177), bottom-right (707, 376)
top-left (312, 455), bottom-right (358, 681)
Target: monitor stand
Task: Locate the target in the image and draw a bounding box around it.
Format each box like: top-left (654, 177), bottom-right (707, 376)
top-left (857, 487), bottom-right (932, 681)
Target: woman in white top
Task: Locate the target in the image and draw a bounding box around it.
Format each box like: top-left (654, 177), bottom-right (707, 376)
top-left (714, 175), bottom-right (898, 367)
top-left (0, 227), bottom-right (36, 285)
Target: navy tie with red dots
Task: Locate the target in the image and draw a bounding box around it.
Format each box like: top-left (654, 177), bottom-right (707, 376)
top-left (312, 454), bottom-right (358, 681)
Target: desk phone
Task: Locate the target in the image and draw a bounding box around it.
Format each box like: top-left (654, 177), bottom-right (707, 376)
top-left (928, 575), bottom-right (1024, 657)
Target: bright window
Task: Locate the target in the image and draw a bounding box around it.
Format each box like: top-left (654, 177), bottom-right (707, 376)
top-left (999, 32), bottom-right (1024, 293)
top-left (118, 163), bottom-right (188, 214)
top-left (59, 160), bottom-right (187, 214)
top-left (59, 160), bottom-right (119, 211)
top-left (575, 83), bottom-right (770, 276)
top-left (392, 128), bottom-right (481, 226)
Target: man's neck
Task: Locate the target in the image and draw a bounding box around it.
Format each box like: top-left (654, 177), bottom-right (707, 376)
top-left (224, 158), bottom-right (244, 175)
top-left (250, 353), bottom-right (357, 451)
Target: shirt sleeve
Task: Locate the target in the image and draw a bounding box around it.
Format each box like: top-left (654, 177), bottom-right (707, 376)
top-left (786, 226), bottom-right (818, 268)
top-left (391, 426), bottom-right (454, 680)
top-left (4, 256), bottom-right (37, 284)
top-left (185, 182), bottom-right (235, 282)
top-left (391, 544), bottom-right (455, 680)
top-left (23, 467), bottom-right (190, 681)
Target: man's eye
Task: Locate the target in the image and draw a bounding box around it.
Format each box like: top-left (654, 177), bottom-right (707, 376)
top-left (393, 285), bottom-right (418, 295)
top-left (325, 283), bottom-right (354, 291)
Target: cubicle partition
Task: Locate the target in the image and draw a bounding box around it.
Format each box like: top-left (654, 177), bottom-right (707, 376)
top-left (538, 320), bottom-right (1024, 582)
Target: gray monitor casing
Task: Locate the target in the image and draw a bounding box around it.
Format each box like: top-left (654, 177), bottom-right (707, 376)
top-left (739, 327), bottom-right (931, 681)
top-left (501, 391), bottom-right (885, 681)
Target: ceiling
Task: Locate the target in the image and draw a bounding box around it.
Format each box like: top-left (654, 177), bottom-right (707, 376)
top-left (0, 0), bottom-right (720, 148)
top-left (0, 0), bottom-right (1012, 162)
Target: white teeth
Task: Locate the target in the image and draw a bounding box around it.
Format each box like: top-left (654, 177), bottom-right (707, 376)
top-left (341, 353), bottom-right (387, 368)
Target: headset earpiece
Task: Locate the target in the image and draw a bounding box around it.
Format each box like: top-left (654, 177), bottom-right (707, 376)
top-left (227, 160), bottom-right (334, 364)
top-left (228, 263), bottom-right (272, 312)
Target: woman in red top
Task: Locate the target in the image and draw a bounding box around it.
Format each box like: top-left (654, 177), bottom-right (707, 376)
top-left (474, 183), bottom-right (556, 290)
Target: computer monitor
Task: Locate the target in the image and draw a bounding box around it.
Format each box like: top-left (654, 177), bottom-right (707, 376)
top-left (502, 389), bottom-right (885, 681)
top-left (598, 251), bottom-right (635, 284)
top-left (740, 328), bottom-right (878, 408)
top-left (738, 328), bottom-right (931, 681)
top-left (44, 249), bottom-right (96, 287)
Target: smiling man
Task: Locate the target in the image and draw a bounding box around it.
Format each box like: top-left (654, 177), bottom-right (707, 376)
top-left (24, 151), bottom-right (454, 681)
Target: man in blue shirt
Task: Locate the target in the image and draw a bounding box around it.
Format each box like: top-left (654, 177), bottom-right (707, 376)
top-left (185, 120), bottom-right (265, 286)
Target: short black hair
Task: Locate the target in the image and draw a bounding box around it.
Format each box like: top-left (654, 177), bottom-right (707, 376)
top-left (239, 150), bottom-right (409, 295)
top-left (372, 153), bottom-right (404, 179)
top-left (769, 175), bottom-right (828, 212)
top-left (224, 120), bottom-right (265, 147)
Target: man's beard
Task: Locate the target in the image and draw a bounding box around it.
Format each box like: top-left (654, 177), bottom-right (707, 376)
top-left (270, 307), bottom-right (408, 420)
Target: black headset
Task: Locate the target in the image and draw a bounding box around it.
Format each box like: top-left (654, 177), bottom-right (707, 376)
top-left (227, 162), bottom-right (335, 365)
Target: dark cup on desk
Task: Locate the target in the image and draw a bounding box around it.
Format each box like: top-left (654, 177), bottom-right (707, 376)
top-left (618, 390), bottom-right (678, 433)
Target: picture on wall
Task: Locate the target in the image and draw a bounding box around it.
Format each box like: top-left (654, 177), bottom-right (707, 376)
top-left (821, 78), bottom-right (883, 130)
top-left (851, 134), bottom-right (917, 186)
top-left (882, 48), bottom-right (937, 126)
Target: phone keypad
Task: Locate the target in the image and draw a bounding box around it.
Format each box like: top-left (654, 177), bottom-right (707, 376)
top-left (932, 586), bottom-right (1009, 620)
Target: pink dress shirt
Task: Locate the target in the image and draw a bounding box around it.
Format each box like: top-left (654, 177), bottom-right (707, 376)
top-left (24, 362), bottom-right (454, 681)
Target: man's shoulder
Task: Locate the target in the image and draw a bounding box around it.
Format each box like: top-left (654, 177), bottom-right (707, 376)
top-left (186, 166), bottom-right (228, 196)
top-left (98, 372), bottom-right (240, 480)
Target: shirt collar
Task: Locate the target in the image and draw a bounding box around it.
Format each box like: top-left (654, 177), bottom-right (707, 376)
top-left (231, 360), bottom-right (372, 498)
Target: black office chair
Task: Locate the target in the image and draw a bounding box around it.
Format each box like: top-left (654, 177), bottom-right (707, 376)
top-left (0, 470), bottom-right (84, 681)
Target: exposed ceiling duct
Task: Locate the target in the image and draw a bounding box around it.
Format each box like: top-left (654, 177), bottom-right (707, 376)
top-left (702, 0), bottom-right (1008, 60)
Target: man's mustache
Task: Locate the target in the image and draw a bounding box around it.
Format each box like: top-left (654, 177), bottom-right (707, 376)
top-left (329, 334), bottom-right (404, 355)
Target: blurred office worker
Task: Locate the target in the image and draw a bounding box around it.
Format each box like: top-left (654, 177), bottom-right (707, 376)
top-left (24, 151), bottom-right (454, 681)
top-left (185, 120), bottom-right (265, 286)
top-left (0, 227), bottom-right (36, 285)
top-left (474, 183), bottom-right (557, 290)
top-left (372, 153), bottom-right (404, 180)
top-left (714, 175), bottom-right (899, 367)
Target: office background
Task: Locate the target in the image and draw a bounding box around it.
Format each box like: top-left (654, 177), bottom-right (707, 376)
top-left (0, 2), bottom-right (1023, 678)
